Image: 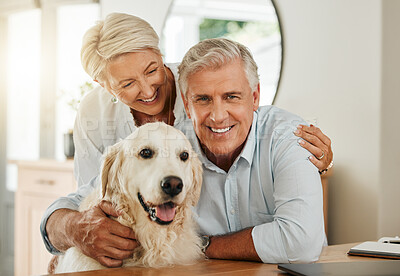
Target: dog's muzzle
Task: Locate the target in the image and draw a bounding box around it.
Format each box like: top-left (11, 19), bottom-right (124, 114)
top-left (138, 193), bottom-right (176, 225)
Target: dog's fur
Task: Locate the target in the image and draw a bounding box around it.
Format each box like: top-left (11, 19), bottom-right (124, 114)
top-left (55, 122), bottom-right (204, 273)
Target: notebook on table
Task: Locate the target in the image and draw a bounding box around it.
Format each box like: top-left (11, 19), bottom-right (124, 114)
top-left (278, 260), bottom-right (400, 276)
top-left (347, 239), bottom-right (400, 259)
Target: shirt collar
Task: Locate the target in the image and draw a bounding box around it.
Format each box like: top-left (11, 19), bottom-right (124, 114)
top-left (240, 111), bottom-right (257, 166)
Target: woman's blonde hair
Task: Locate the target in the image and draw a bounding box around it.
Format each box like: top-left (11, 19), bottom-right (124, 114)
top-left (178, 38), bottom-right (259, 98)
top-left (81, 13), bottom-right (160, 82)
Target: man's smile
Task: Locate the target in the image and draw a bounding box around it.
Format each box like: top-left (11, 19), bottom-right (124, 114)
top-left (208, 126), bottom-right (234, 134)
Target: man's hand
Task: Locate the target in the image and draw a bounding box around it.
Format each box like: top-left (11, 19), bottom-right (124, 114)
top-left (46, 201), bottom-right (138, 268)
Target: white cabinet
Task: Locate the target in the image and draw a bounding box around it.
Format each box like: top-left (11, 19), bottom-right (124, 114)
top-left (13, 159), bottom-right (76, 276)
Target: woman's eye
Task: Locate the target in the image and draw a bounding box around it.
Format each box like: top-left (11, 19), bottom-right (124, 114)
top-left (148, 68), bottom-right (157, 74)
top-left (180, 151), bottom-right (189, 162)
top-left (139, 148), bottom-right (154, 159)
top-left (123, 82), bottom-right (133, 88)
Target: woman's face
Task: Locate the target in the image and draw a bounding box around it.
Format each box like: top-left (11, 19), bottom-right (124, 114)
top-left (103, 49), bottom-right (170, 116)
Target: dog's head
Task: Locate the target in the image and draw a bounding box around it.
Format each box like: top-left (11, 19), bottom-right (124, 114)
top-left (100, 122), bottom-right (202, 226)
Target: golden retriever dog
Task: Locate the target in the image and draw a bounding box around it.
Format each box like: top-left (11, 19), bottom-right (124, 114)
top-left (55, 122), bottom-right (204, 273)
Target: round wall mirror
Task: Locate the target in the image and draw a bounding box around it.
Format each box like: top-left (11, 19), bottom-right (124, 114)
top-left (161, 0), bottom-right (282, 105)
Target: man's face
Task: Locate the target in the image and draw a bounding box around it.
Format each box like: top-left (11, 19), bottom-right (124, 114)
top-left (183, 59), bottom-right (260, 159)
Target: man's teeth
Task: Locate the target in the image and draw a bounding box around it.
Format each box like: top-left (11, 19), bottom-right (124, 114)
top-left (141, 92), bottom-right (157, 102)
top-left (210, 126), bottom-right (232, 133)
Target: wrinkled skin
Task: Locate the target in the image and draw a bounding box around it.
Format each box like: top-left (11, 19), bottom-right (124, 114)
top-left (46, 200), bottom-right (139, 272)
top-left (69, 201), bottom-right (139, 267)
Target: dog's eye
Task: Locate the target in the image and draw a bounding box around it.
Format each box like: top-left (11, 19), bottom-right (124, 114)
top-left (139, 148), bottom-right (154, 159)
top-left (180, 151), bottom-right (189, 162)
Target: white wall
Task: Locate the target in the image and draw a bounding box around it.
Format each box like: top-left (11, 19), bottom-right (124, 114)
top-left (378, 0), bottom-right (400, 237)
top-left (274, 0), bottom-right (400, 244)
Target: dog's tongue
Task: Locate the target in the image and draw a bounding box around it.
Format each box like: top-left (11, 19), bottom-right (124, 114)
top-left (156, 202), bottom-right (176, 222)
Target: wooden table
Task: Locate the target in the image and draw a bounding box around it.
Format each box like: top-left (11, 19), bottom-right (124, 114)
top-left (42, 243), bottom-right (390, 276)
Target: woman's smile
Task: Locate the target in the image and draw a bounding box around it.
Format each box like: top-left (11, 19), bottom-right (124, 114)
top-left (139, 89), bottom-right (159, 103)
top-left (105, 50), bottom-right (171, 116)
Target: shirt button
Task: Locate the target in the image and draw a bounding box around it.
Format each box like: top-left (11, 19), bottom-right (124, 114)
top-left (230, 208), bottom-right (235, 215)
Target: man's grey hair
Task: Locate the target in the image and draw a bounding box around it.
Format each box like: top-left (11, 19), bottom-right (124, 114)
top-left (81, 13), bottom-right (160, 82)
top-left (178, 38), bottom-right (259, 98)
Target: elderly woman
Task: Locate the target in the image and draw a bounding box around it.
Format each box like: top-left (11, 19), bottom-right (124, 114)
top-left (41, 13), bottom-right (333, 269)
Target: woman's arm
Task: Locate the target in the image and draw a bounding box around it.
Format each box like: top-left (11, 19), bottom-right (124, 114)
top-left (46, 201), bottom-right (138, 268)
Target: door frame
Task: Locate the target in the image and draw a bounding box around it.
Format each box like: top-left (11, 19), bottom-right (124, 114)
top-left (0, 15), bottom-right (14, 276)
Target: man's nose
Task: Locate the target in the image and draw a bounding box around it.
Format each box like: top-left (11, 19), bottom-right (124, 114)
top-left (210, 102), bottom-right (228, 123)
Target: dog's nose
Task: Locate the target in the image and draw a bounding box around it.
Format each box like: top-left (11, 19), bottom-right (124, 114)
top-left (160, 176), bottom-right (183, 197)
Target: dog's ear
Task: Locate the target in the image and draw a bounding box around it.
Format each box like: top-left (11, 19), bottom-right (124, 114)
top-left (100, 144), bottom-right (122, 198)
top-left (188, 152), bottom-right (203, 206)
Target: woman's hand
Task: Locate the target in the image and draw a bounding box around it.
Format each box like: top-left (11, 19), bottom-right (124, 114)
top-left (294, 124), bottom-right (333, 174)
top-left (67, 200), bottom-right (138, 268)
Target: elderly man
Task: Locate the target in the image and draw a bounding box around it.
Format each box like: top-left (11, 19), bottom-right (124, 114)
top-left (41, 37), bottom-right (325, 268)
top-left (176, 38), bottom-right (325, 262)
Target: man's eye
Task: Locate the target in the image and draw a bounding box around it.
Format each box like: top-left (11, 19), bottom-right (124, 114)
top-left (139, 148), bottom-right (154, 159)
top-left (180, 151), bottom-right (189, 162)
top-left (197, 96), bottom-right (209, 102)
top-left (227, 95), bottom-right (239, 100)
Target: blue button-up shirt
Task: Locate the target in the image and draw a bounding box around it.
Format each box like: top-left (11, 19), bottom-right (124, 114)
top-left (181, 106), bottom-right (325, 263)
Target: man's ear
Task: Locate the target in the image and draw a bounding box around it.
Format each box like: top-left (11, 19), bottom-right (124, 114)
top-left (253, 83), bottom-right (261, 111)
top-left (181, 91), bottom-right (191, 119)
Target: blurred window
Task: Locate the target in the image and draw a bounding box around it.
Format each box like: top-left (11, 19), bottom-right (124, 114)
top-left (6, 9), bottom-right (41, 191)
top-left (162, 0), bottom-right (282, 105)
top-left (55, 4), bottom-right (100, 160)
